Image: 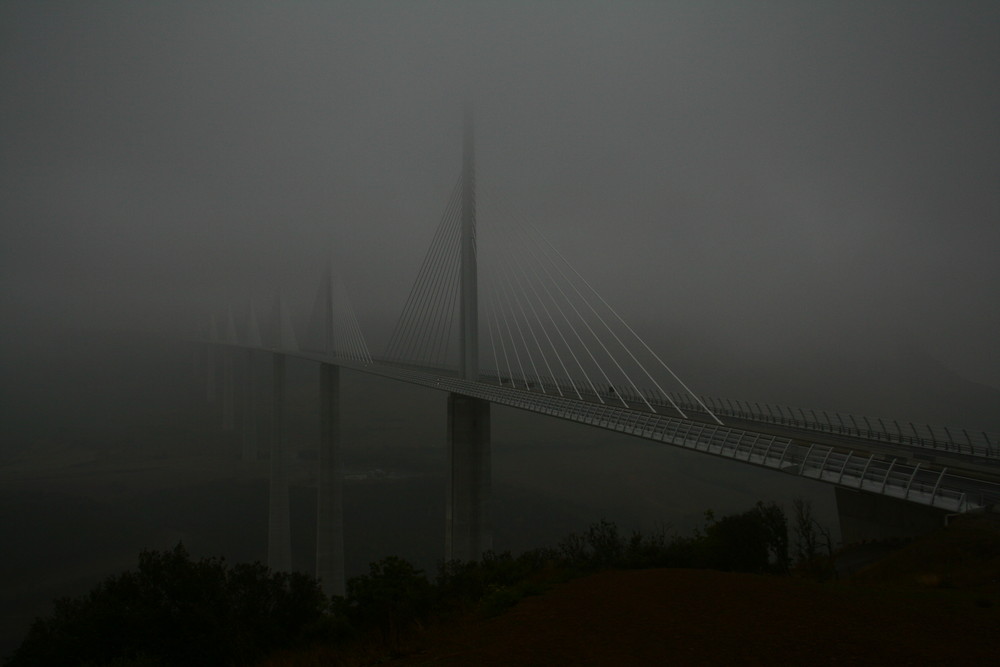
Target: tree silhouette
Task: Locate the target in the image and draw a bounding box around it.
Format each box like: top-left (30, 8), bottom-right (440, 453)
top-left (7, 544), bottom-right (326, 667)
top-left (346, 556), bottom-right (431, 651)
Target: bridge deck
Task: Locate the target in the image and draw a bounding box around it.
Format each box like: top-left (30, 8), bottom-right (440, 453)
top-left (207, 342), bottom-right (1000, 513)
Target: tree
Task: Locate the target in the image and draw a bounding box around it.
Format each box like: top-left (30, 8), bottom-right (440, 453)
top-left (700, 501), bottom-right (789, 574)
top-left (346, 556), bottom-right (430, 651)
top-left (7, 544), bottom-right (327, 667)
top-left (755, 500), bottom-right (791, 574)
top-left (556, 519), bottom-right (627, 569)
top-left (792, 498), bottom-right (835, 579)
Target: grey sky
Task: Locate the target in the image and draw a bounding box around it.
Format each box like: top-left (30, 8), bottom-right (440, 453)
top-left (2, 2), bottom-right (998, 414)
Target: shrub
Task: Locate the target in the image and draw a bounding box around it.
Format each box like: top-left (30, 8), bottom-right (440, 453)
top-left (700, 501), bottom-right (789, 574)
top-left (7, 544), bottom-right (326, 667)
top-left (346, 556), bottom-right (430, 650)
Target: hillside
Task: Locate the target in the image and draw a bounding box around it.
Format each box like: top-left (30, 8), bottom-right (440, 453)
top-left (377, 569), bottom-right (995, 666)
top-left (270, 514), bottom-right (999, 666)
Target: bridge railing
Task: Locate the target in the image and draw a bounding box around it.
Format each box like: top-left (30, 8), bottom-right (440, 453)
top-left (399, 366), bottom-right (999, 513)
top-left (477, 367), bottom-right (1000, 460)
top-left (236, 354), bottom-right (996, 512)
top-left (659, 393), bottom-right (1000, 460)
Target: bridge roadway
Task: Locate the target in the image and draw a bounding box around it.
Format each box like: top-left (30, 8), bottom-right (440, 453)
top-left (213, 342), bottom-right (1000, 513)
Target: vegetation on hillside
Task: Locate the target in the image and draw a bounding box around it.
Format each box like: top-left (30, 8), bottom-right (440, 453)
top-left (7, 500), bottom-right (831, 666)
top-left (5, 544), bottom-right (327, 667)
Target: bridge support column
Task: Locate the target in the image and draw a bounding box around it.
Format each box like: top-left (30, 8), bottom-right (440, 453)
top-left (446, 393), bottom-right (491, 562)
top-left (222, 348), bottom-right (235, 430)
top-left (205, 344), bottom-right (217, 402)
top-left (835, 487), bottom-right (948, 544)
top-left (241, 350), bottom-right (257, 461)
top-left (317, 364), bottom-right (345, 596)
top-left (268, 353), bottom-right (292, 571)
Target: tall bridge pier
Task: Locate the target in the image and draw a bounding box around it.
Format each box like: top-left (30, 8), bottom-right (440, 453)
top-left (317, 363), bottom-right (345, 595)
top-left (835, 488), bottom-right (949, 544)
top-left (309, 268), bottom-right (348, 596)
top-left (241, 350), bottom-right (256, 462)
top-left (446, 395), bottom-right (491, 560)
top-left (446, 104), bottom-right (492, 562)
top-left (267, 351), bottom-right (292, 571)
top-left (267, 294), bottom-right (298, 572)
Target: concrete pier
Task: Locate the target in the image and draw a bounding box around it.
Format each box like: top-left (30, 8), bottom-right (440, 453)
top-left (205, 345), bottom-right (217, 402)
top-left (222, 348), bottom-right (235, 430)
top-left (241, 349), bottom-right (256, 461)
top-left (317, 363), bottom-right (345, 596)
top-left (446, 393), bottom-right (491, 562)
top-left (267, 352), bottom-right (292, 571)
top-left (835, 487), bottom-right (948, 544)
top-left (446, 103), bottom-right (491, 563)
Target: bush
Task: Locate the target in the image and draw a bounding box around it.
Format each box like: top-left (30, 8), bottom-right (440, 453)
top-left (7, 544), bottom-right (327, 667)
top-left (346, 556), bottom-right (431, 650)
top-left (557, 519), bottom-right (626, 568)
top-left (791, 498), bottom-right (836, 580)
top-left (434, 549), bottom-right (558, 618)
top-left (11, 502), bottom-right (799, 666)
top-left (699, 501), bottom-right (789, 574)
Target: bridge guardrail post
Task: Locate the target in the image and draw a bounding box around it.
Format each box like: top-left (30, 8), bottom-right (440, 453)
top-left (880, 459), bottom-right (897, 493)
top-left (798, 443), bottom-right (816, 476)
top-left (904, 463), bottom-right (920, 500)
top-left (924, 424), bottom-right (937, 449)
top-left (817, 446), bottom-right (834, 477)
top-left (858, 454), bottom-right (875, 488)
top-left (929, 467), bottom-right (948, 507)
top-left (836, 451), bottom-right (854, 484)
top-left (761, 437), bottom-right (778, 464)
top-left (942, 426), bottom-right (956, 453)
top-left (776, 441), bottom-right (793, 469)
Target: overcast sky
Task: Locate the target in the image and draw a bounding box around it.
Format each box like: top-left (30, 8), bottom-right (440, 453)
top-left (2, 2), bottom-right (998, 405)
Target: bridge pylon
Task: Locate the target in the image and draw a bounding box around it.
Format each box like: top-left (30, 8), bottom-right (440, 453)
top-left (312, 267), bottom-right (346, 597)
top-left (241, 301), bottom-right (263, 463)
top-left (317, 362), bottom-right (345, 595)
top-left (447, 103), bottom-right (492, 562)
top-left (267, 292), bottom-right (293, 572)
top-left (221, 308), bottom-right (238, 431)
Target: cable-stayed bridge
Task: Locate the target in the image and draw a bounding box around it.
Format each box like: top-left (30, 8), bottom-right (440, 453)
top-left (200, 113), bottom-right (1000, 596)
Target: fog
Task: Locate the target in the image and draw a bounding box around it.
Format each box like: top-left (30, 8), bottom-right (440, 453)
top-left (1, 0), bottom-right (998, 653)
top-left (4, 1), bottom-right (998, 399)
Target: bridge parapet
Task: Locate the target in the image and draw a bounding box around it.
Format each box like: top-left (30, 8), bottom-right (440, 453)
top-left (369, 364), bottom-right (1000, 514)
top-left (667, 393), bottom-right (999, 459)
top-left (474, 366), bottom-right (999, 460)
top-left (198, 338), bottom-right (1000, 515)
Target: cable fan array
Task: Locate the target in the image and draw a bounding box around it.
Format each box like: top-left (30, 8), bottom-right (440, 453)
top-left (382, 177), bottom-right (719, 423)
top-left (303, 270), bottom-right (373, 364)
top-left (383, 177), bottom-right (465, 368)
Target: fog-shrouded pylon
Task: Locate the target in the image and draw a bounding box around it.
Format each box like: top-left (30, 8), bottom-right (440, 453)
top-left (309, 266), bottom-right (347, 596)
top-left (267, 291), bottom-right (293, 572)
top-left (448, 101), bottom-right (492, 562)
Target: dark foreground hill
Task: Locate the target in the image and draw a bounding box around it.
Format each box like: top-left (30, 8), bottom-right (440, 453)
top-left (377, 570), bottom-right (994, 666)
top-left (267, 514), bottom-right (999, 666)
